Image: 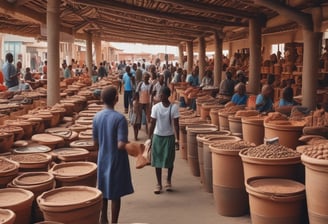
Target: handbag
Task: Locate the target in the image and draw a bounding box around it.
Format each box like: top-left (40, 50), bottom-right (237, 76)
top-left (136, 139), bottom-right (151, 169)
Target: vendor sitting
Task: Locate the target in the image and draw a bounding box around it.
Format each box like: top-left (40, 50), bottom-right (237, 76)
top-left (230, 83), bottom-right (248, 105)
top-left (218, 71), bottom-right (235, 104)
top-left (275, 86), bottom-right (299, 116)
top-left (256, 84), bottom-right (274, 113)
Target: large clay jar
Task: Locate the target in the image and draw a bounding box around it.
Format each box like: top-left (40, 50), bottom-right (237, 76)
top-left (0, 132), bottom-right (14, 153)
top-left (0, 188), bottom-right (34, 224)
top-left (68, 124), bottom-right (89, 133)
top-left (70, 139), bottom-right (98, 163)
top-left (0, 157), bottom-right (19, 188)
top-left (264, 120), bottom-right (305, 150)
top-left (27, 118), bottom-right (45, 134)
top-left (210, 141), bottom-right (253, 216)
top-left (50, 161), bottom-right (97, 187)
top-left (45, 128), bottom-right (78, 147)
top-left (37, 186), bottom-right (102, 224)
top-left (209, 108), bottom-right (221, 126)
top-left (241, 116), bottom-right (265, 146)
top-left (178, 118), bottom-right (208, 160)
top-left (246, 177), bottom-right (306, 224)
top-left (200, 103), bottom-right (223, 121)
top-left (51, 148), bottom-right (90, 163)
top-left (8, 172), bottom-right (55, 223)
top-left (75, 117), bottom-right (93, 126)
top-left (8, 153), bottom-right (52, 172)
top-left (31, 134), bottom-right (64, 150)
top-left (186, 124), bottom-right (218, 177)
top-left (0, 126), bottom-right (24, 142)
top-left (218, 111), bottom-right (235, 131)
top-left (0, 208), bottom-right (16, 224)
top-left (5, 120), bottom-right (33, 140)
top-left (302, 151), bottom-right (328, 224)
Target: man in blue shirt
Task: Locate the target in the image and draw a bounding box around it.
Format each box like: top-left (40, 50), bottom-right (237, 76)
top-left (256, 84), bottom-right (273, 113)
top-left (2, 53), bottom-right (19, 91)
top-left (122, 66), bottom-right (135, 113)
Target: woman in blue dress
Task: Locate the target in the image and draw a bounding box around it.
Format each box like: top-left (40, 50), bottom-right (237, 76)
top-left (93, 86), bottom-right (134, 224)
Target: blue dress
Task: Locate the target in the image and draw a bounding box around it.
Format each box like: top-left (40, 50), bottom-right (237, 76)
top-left (93, 109), bottom-right (134, 199)
top-left (231, 93), bottom-right (248, 105)
top-left (256, 94), bottom-right (273, 113)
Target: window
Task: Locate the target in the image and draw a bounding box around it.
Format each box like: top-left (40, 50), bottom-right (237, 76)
top-left (271, 43), bottom-right (285, 57)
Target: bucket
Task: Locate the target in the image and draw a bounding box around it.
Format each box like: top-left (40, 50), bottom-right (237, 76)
top-left (241, 116), bottom-right (265, 146)
top-left (198, 135), bottom-right (240, 193)
top-left (0, 209), bottom-right (16, 224)
top-left (301, 153), bottom-right (328, 224)
top-left (8, 172), bottom-right (55, 223)
top-left (264, 120), bottom-right (305, 150)
top-left (209, 108), bottom-right (220, 126)
top-left (246, 177), bottom-right (306, 224)
top-left (50, 162), bottom-right (97, 187)
top-left (210, 141), bottom-right (254, 216)
top-left (200, 104), bottom-right (223, 121)
top-left (239, 146), bottom-right (302, 182)
top-left (0, 157), bottom-right (19, 188)
top-left (218, 111), bottom-right (232, 131)
top-left (8, 153), bottom-right (52, 172)
top-left (37, 186), bottom-right (102, 224)
top-left (228, 115), bottom-right (242, 136)
top-left (186, 124), bottom-right (218, 176)
top-left (179, 118), bottom-right (208, 160)
top-left (0, 188), bottom-right (34, 224)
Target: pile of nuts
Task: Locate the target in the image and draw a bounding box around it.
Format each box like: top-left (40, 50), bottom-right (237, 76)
top-left (242, 144), bottom-right (300, 159)
top-left (213, 141), bottom-right (254, 151)
top-left (304, 109), bottom-right (328, 127)
top-left (219, 105), bottom-right (245, 114)
top-left (303, 144), bottom-right (328, 160)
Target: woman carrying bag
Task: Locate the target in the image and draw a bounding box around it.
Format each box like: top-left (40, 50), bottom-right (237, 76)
top-left (149, 86), bottom-right (179, 194)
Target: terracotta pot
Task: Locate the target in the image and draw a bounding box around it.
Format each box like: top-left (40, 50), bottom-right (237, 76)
top-left (78, 129), bottom-right (93, 140)
top-left (8, 153), bottom-right (52, 172)
top-left (35, 221), bottom-right (63, 224)
top-left (75, 117), bottom-right (93, 126)
top-left (241, 116), bottom-right (265, 146)
top-left (186, 124), bottom-right (218, 177)
top-left (246, 177), bottom-right (306, 224)
top-left (200, 103), bottom-right (223, 121)
top-left (69, 139), bottom-right (97, 151)
top-left (13, 143), bottom-right (51, 154)
top-left (35, 113), bottom-right (53, 129)
top-left (179, 118), bottom-right (208, 160)
top-left (209, 108), bottom-right (221, 126)
top-left (0, 132), bottom-right (14, 153)
top-left (27, 118), bottom-right (45, 134)
top-left (31, 134), bottom-right (64, 150)
top-left (8, 172), bottom-right (55, 223)
top-left (5, 120), bottom-right (33, 140)
top-left (37, 186), bottom-right (102, 224)
top-left (239, 148), bottom-right (302, 182)
top-left (78, 110), bottom-right (97, 117)
top-left (218, 111), bottom-right (235, 131)
top-left (301, 154), bottom-right (328, 224)
top-left (0, 157), bottom-right (19, 189)
top-left (0, 188), bottom-right (34, 224)
top-left (0, 208), bottom-right (16, 224)
top-left (51, 148), bottom-right (90, 163)
top-left (264, 120), bottom-right (305, 150)
top-left (50, 162), bottom-right (97, 187)
top-left (0, 126), bottom-right (24, 142)
top-left (228, 115), bottom-right (243, 136)
top-left (210, 142), bottom-right (251, 216)
top-left (68, 124), bottom-right (89, 133)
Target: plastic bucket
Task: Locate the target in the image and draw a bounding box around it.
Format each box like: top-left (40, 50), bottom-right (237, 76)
top-left (246, 177), bottom-right (306, 224)
top-left (37, 186), bottom-right (102, 224)
top-left (0, 188), bottom-right (34, 224)
top-left (302, 154), bottom-right (328, 224)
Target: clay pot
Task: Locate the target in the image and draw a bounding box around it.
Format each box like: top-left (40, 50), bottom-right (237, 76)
top-left (13, 143), bottom-right (51, 154)
top-left (218, 111), bottom-right (235, 131)
top-left (186, 124), bottom-right (218, 177)
top-left (8, 153), bottom-right (52, 172)
top-left (241, 116), bottom-right (265, 146)
top-left (0, 132), bottom-right (14, 154)
top-left (0, 157), bottom-right (19, 188)
top-left (37, 186), bottom-right (102, 224)
top-left (196, 134), bottom-right (239, 193)
top-left (69, 139), bottom-right (98, 163)
top-left (228, 115), bottom-right (243, 136)
top-left (200, 103), bottom-right (223, 121)
top-left (239, 148), bottom-right (302, 182)
top-left (0, 208), bottom-right (16, 224)
top-left (264, 120), bottom-right (305, 150)
top-left (27, 118), bottom-right (45, 134)
top-left (51, 148), bottom-right (90, 163)
top-left (246, 177), bottom-right (306, 224)
top-left (0, 126), bottom-right (24, 142)
top-left (45, 128), bottom-right (78, 147)
top-left (68, 124), bottom-right (89, 133)
top-left (35, 222), bottom-right (63, 224)
top-left (78, 129), bottom-right (93, 140)
top-left (5, 120), bottom-right (33, 140)
top-left (75, 117), bottom-right (93, 126)
top-left (31, 134), bottom-right (64, 150)
top-left (209, 108), bottom-right (221, 126)
top-left (78, 110), bottom-right (97, 117)
top-left (34, 113), bottom-right (53, 129)
top-left (179, 118), bottom-right (208, 160)
top-left (50, 162), bottom-right (97, 187)
top-left (38, 111), bottom-right (60, 128)
top-left (301, 154), bottom-right (328, 224)
top-left (0, 188), bottom-right (34, 224)
top-left (8, 172), bottom-right (55, 223)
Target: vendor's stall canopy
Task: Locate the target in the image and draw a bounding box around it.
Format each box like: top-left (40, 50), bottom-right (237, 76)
top-left (0, 0), bottom-right (327, 45)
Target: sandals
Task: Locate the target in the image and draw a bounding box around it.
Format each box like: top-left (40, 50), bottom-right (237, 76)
top-left (165, 183), bottom-right (172, 192)
top-left (153, 185), bottom-right (162, 194)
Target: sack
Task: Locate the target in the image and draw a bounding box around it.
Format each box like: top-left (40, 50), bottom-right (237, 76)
top-left (136, 139), bottom-right (151, 169)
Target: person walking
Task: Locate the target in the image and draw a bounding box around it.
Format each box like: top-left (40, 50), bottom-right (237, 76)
top-left (2, 53), bottom-right (19, 91)
top-left (122, 66), bottom-right (135, 114)
top-left (149, 86), bottom-right (179, 194)
top-left (92, 86), bottom-right (134, 224)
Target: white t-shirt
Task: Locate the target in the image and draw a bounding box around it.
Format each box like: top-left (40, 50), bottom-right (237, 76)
top-left (151, 102), bottom-right (179, 136)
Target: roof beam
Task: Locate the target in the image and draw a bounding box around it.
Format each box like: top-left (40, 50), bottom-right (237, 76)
top-left (15, 0), bottom-right (33, 7)
top-left (75, 0), bottom-right (237, 29)
top-left (159, 0), bottom-right (254, 19)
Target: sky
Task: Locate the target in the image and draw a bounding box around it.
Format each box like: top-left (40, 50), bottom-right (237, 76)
top-left (110, 42), bottom-right (179, 55)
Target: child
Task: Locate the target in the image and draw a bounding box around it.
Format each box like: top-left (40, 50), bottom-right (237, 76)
top-left (130, 93), bottom-right (142, 140)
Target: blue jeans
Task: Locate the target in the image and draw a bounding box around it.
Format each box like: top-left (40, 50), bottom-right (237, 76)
top-left (124, 90), bottom-right (133, 111)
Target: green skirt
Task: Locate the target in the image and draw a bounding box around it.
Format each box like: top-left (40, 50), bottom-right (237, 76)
top-left (151, 134), bottom-right (175, 168)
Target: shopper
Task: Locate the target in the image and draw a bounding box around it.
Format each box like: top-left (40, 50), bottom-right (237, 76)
top-left (93, 86), bottom-right (134, 224)
top-left (149, 86), bottom-right (179, 194)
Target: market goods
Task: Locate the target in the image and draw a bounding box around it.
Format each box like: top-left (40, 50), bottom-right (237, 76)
top-left (242, 144), bottom-right (300, 159)
top-left (304, 109), bottom-right (328, 127)
top-left (302, 144), bottom-right (328, 159)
